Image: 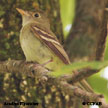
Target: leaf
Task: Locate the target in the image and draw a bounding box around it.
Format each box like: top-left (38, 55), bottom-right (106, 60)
top-left (49, 61), bottom-right (108, 77)
top-left (88, 72), bottom-right (108, 103)
top-left (59, 0), bottom-right (75, 37)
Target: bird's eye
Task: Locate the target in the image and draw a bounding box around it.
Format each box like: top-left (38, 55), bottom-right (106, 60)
top-left (34, 13), bottom-right (39, 17)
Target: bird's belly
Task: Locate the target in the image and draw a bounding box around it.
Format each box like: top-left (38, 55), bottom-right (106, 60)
top-left (20, 31), bottom-right (53, 63)
top-left (20, 29), bottom-right (64, 70)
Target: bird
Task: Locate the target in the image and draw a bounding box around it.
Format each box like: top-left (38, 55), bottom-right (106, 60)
top-left (16, 8), bottom-right (93, 93)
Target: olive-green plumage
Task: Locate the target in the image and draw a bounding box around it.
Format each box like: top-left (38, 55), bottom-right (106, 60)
top-left (20, 24), bottom-right (65, 70)
top-left (17, 8), bottom-right (70, 70)
top-left (17, 8), bottom-right (93, 93)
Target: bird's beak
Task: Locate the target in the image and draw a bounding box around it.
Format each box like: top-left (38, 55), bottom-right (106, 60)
top-left (16, 8), bottom-right (29, 16)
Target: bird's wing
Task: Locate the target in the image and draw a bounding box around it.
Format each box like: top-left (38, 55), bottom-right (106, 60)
top-left (31, 25), bottom-right (94, 93)
top-left (31, 25), bottom-right (70, 64)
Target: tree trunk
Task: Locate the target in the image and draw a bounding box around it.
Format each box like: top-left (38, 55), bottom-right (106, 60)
top-left (0, 0), bottom-right (64, 60)
top-left (65, 0), bottom-right (107, 62)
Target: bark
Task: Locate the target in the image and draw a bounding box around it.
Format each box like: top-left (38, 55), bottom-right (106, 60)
top-left (0, 0), bottom-right (64, 107)
top-left (65, 0), bottom-right (107, 62)
top-left (0, 60), bottom-right (107, 108)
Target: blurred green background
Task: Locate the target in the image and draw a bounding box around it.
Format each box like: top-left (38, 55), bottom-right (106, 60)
top-left (60, 0), bottom-right (75, 37)
top-left (59, 0), bottom-right (108, 104)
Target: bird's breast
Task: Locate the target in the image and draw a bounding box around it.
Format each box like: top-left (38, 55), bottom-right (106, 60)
top-left (19, 25), bottom-right (64, 70)
top-left (20, 27), bottom-right (52, 63)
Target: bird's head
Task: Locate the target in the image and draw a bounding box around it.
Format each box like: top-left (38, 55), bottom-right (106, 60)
top-left (16, 8), bottom-right (50, 28)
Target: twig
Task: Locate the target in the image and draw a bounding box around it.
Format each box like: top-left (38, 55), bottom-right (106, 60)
top-left (60, 69), bottom-right (98, 84)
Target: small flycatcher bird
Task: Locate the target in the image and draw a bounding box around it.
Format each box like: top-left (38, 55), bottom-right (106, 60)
top-left (16, 8), bottom-right (93, 92)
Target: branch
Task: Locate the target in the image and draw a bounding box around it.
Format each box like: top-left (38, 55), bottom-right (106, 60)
top-left (95, 8), bottom-right (107, 61)
top-left (0, 60), bottom-right (108, 108)
top-left (60, 69), bottom-right (99, 83)
top-left (65, 0), bottom-right (107, 61)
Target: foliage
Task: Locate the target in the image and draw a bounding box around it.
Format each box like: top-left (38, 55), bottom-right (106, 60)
top-left (50, 61), bottom-right (108, 77)
top-left (59, 0), bottom-right (108, 104)
top-left (50, 61), bottom-right (108, 102)
top-left (60, 0), bottom-right (75, 37)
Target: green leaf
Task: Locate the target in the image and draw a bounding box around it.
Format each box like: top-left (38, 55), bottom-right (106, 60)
top-left (50, 61), bottom-right (108, 77)
top-left (88, 71), bottom-right (108, 103)
top-left (50, 61), bottom-right (108, 103)
top-left (59, 0), bottom-right (75, 37)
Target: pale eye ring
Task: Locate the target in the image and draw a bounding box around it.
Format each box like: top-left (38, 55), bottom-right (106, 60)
top-left (34, 13), bottom-right (39, 17)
